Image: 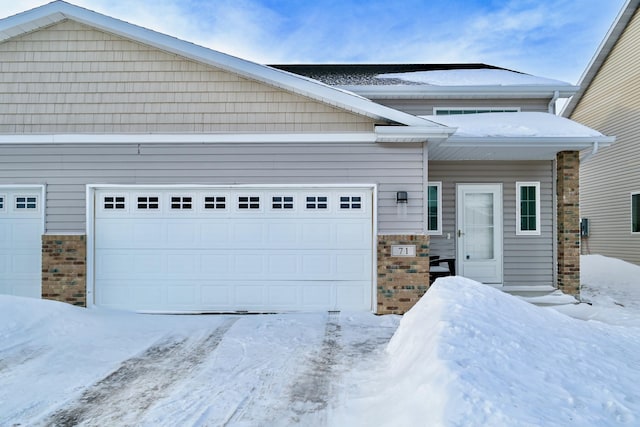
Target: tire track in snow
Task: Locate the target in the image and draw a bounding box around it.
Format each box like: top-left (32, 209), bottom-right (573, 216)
top-left (43, 317), bottom-right (238, 427)
top-left (287, 311), bottom-right (342, 423)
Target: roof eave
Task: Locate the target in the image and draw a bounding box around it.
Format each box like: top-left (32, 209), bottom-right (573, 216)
top-left (0, 1), bottom-right (432, 127)
top-left (562, 0), bottom-right (640, 117)
top-left (437, 135), bottom-right (615, 148)
top-left (339, 85), bottom-right (579, 100)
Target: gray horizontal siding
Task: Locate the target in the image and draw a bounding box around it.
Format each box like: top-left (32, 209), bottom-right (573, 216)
top-left (376, 98), bottom-right (549, 116)
top-left (429, 160), bottom-right (554, 287)
top-left (0, 141), bottom-right (426, 234)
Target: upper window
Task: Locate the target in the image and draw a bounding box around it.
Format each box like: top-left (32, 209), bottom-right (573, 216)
top-left (434, 107), bottom-right (520, 115)
top-left (427, 182), bottom-right (442, 234)
top-left (516, 182), bottom-right (541, 235)
top-left (15, 196), bottom-right (37, 210)
top-left (632, 193), bottom-right (640, 233)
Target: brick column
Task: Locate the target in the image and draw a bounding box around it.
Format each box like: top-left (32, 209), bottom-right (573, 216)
top-left (377, 234), bottom-right (430, 314)
top-left (556, 151), bottom-right (580, 296)
top-left (42, 235), bottom-right (87, 307)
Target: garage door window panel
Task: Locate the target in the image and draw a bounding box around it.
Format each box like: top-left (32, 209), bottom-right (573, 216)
top-left (170, 196), bottom-right (193, 210)
top-left (340, 196), bottom-right (362, 210)
top-left (0, 195), bottom-right (5, 211)
top-left (15, 196), bottom-right (37, 210)
top-left (137, 196), bottom-right (160, 210)
top-left (271, 196), bottom-right (294, 210)
top-left (103, 195), bottom-right (126, 210)
top-left (238, 196), bottom-right (261, 210)
top-left (305, 195), bottom-right (329, 210)
top-left (204, 195), bottom-right (227, 210)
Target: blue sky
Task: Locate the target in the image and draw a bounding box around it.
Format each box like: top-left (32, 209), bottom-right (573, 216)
top-left (0, 0), bottom-right (627, 83)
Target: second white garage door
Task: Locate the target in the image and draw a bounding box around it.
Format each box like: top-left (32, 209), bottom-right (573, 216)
top-left (93, 186), bottom-right (374, 312)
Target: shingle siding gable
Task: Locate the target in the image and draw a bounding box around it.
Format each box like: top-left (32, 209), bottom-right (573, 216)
top-left (0, 20), bottom-right (377, 134)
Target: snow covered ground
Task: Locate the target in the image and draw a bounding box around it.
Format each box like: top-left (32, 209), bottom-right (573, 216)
top-left (1, 254), bottom-right (639, 426)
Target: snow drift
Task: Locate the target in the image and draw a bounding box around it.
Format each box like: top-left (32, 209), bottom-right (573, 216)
top-left (334, 276), bottom-right (640, 427)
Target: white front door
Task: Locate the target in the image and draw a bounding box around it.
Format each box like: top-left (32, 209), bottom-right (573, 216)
top-left (456, 184), bottom-right (503, 284)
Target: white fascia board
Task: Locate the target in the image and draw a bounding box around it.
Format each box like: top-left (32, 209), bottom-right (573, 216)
top-left (437, 135), bottom-right (615, 148)
top-left (0, 133), bottom-right (378, 144)
top-left (375, 125), bottom-right (456, 143)
top-left (0, 2), bottom-right (432, 128)
top-left (340, 85), bottom-right (579, 99)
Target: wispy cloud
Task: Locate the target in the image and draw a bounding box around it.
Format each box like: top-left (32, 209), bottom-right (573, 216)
top-left (0, 0), bottom-right (626, 83)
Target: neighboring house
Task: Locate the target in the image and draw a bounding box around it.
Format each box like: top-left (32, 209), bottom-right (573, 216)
top-left (563, 0), bottom-right (640, 266)
top-left (0, 1), bottom-right (612, 314)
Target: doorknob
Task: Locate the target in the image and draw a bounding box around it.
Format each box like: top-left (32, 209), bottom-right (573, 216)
top-left (457, 229), bottom-right (464, 238)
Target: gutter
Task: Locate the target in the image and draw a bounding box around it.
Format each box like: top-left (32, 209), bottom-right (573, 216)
top-left (339, 85), bottom-right (580, 100)
top-left (548, 90), bottom-right (560, 114)
top-left (436, 135), bottom-right (615, 148)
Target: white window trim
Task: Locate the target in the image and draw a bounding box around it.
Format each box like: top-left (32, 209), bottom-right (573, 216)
top-left (631, 192), bottom-right (640, 234)
top-left (426, 182), bottom-right (442, 235)
top-left (433, 107), bottom-right (521, 115)
top-left (516, 181), bottom-right (541, 236)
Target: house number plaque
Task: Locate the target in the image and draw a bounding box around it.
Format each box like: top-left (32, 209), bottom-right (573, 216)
top-left (391, 245), bottom-right (416, 257)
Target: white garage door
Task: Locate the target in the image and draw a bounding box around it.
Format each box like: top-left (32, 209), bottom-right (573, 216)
top-left (0, 188), bottom-right (43, 298)
top-left (94, 186), bottom-right (374, 312)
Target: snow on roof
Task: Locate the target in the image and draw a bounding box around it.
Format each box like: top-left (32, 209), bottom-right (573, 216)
top-left (378, 69), bottom-right (571, 87)
top-left (421, 112), bottom-right (605, 139)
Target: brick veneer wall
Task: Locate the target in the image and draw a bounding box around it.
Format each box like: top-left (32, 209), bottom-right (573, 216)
top-left (42, 235), bottom-right (87, 306)
top-left (377, 234), bottom-right (430, 314)
top-left (556, 151), bottom-right (580, 296)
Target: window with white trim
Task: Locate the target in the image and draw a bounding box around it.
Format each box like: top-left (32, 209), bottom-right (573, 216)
top-left (137, 196), bottom-right (159, 210)
top-left (516, 182), bottom-right (541, 235)
top-left (272, 196), bottom-right (294, 209)
top-left (632, 193), bottom-right (640, 233)
top-left (434, 107), bottom-right (520, 115)
top-left (340, 196), bottom-right (362, 209)
top-left (204, 196), bottom-right (226, 210)
top-left (427, 182), bottom-right (442, 234)
top-left (238, 196), bottom-right (260, 209)
top-left (0, 195), bottom-right (4, 210)
top-left (305, 196), bottom-right (328, 209)
top-left (15, 196), bottom-right (37, 210)
top-left (171, 196), bottom-right (193, 210)
top-left (104, 196), bottom-right (126, 210)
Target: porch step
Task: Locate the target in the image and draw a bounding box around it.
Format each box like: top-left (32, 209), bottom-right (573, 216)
top-left (501, 285), bottom-right (579, 307)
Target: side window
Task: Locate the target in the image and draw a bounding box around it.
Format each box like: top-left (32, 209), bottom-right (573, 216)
top-left (632, 193), bottom-right (640, 233)
top-left (427, 182), bottom-right (442, 234)
top-left (516, 182), bottom-right (540, 235)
